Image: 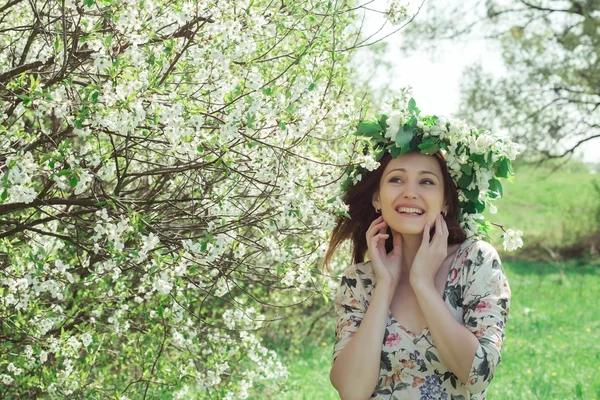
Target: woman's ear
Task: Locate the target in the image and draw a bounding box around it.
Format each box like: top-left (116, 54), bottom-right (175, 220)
top-left (372, 192), bottom-right (380, 211)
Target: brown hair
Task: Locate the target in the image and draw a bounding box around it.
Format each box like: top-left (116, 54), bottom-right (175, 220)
top-left (322, 152), bottom-right (466, 271)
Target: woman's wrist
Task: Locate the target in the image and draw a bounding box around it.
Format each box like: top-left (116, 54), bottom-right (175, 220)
top-left (374, 280), bottom-right (397, 304)
top-left (410, 277), bottom-right (436, 296)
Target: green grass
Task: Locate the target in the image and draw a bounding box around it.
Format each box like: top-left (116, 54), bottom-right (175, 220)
top-left (485, 163), bottom-right (599, 248)
top-left (276, 260), bottom-right (600, 399)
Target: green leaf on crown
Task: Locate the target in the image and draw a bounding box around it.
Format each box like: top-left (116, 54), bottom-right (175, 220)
top-left (463, 188), bottom-right (480, 202)
top-left (378, 114), bottom-right (389, 132)
top-left (418, 137), bottom-right (440, 155)
top-left (488, 178), bottom-right (503, 198)
top-left (396, 127), bottom-right (413, 156)
top-left (408, 98), bottom-right (419, 114)
top-left (470, 153), bottom-right (492, 169)
top-left (457, 173), bottom-right (473, 189)
top-left (461, 163), bottom-right (473, 176)
top-left (357, 120), bottom-right (383, 139)
top-left (495, 157), bottom-right (513, 178)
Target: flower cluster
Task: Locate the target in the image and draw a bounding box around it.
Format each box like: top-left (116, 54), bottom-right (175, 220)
top-left (343, 98), bottom-right (524, 250)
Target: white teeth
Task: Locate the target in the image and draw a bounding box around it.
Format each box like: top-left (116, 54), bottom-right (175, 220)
top-left (396, 207), bottom-right (424, 215)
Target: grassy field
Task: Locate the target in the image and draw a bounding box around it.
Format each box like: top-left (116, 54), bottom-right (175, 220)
top-left (266, 161), bottom-right (600, 400)
top-left (485, 162), bottom-right (599, 248)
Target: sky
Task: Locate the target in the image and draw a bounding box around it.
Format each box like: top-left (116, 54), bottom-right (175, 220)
top-left (353, 0), bottom-right (600, 164)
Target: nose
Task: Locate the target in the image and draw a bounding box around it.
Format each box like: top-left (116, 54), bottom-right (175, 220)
top-left (402, 181), bottom-right (418, 199)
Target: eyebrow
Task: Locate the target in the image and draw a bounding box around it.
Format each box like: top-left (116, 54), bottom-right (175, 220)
top-left (385, 168), bottom-right (441, 180)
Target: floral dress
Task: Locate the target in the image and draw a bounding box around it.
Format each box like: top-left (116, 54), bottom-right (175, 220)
top-left (332, 240), bottom-right (511, 400)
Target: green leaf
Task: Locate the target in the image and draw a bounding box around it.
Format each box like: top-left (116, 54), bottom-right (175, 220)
top-left (84, 0), bottom-right (93, 6)
top-left (17, 94), bottom-right (32, 106)
top-left (378, 114), bottom-right (389, 132)
top-left (389, 146), bottom-right (402, 158)
top-left (457, 174), bottom-right (473, 189)
top-left (357, 120), bottom-right (383, 137)
top-left (463, 188), bottom-right (479, 202)
top-left (197, 145), bottom-right (204, 153)
top-left (69, 176), bottom-right (78, 188)
top-left (461, 163), bottom-right (473, 176)
top-left (1, 189), bottom-right (7, 201)
top-left (395, 126), bottom-right (413, 153)
top-left (488, 178), bottom-right (503, 198)
top-left (418, 138), bottom-right (440, 155)
top-left (307, 82), bottom-right (316, 91)
top-left (470, 153), bottom-right (490, 168)
top-left (496, 157), bottom-right (512, 178)
top-left (408, 98), bottom-right (417, 112)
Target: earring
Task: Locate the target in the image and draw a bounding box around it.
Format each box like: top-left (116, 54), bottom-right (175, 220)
top-left (442, 210), bottom-right (448, 217)
top-left (375, 208), bottom-right (381, 214)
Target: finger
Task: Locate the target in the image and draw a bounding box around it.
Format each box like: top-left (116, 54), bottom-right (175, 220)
top-left (367, 218), bottom-right (385, 235)
top-left (370, 233), bottom-right (390, 248)
top-left (368, 221), bottom-right (388, 237)
top-left (435, 214), bottom-right (442, 238)
top-left (421, 221), bottom-right (430, 246)
top-left (392, 230), bottom-right (403, 256)
top-left (441, 215), bottom-right (449, 236)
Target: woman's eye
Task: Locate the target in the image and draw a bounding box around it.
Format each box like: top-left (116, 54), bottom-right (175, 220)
top-left (421, 180), bottom-right (434, 185)
top-left (390, 177), bottom-right (403, 183)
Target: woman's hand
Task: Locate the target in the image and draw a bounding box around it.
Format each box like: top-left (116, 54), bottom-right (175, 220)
top-left (410, 214), bottom-right (449, 288)
top-left (366, 215), bottom-right (403, 290)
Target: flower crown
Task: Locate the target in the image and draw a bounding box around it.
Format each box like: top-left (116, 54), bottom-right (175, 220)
top-left (341, 98), bottom-right (523, 252)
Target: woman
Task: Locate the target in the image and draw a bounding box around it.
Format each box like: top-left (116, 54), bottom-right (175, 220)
top-left (326, 103), bottom-right (517, 400)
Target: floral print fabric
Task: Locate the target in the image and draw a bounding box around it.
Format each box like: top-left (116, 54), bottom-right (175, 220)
top-left (332, 241), bottom-right (511, 400)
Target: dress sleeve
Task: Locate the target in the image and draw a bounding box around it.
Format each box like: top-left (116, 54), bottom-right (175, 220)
top-left (461, 241), bottom-right (511, 394)
top-left (332, 264), bottom-right (366, 364)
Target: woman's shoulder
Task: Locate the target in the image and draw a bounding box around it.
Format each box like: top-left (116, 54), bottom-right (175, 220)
top-left (339, 261), bottom-right (376, 289)
top-left (463, 240), bottom-right (501, 258)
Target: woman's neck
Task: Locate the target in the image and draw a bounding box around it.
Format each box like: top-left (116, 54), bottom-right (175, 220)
top-left (399, 233), bottom-right (423, 272)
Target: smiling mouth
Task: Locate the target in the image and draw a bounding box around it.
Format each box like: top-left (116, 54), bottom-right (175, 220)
top-left (395, 207), bottom-right (425, 216)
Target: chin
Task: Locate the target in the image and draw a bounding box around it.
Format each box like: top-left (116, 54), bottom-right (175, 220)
top-left (387, 221), bottom-right (426, 236)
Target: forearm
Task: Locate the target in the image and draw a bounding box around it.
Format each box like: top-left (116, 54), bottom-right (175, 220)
top-left (330, 284), bottom-right (394, 400)
top-left (413, 283), bottom-right (479, 384)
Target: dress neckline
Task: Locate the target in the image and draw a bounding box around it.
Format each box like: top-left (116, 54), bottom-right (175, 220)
top-left (387, 240), bottom-right (472, 338)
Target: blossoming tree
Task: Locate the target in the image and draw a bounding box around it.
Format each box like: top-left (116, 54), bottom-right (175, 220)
top-left (0, 0), bottom-right (411, 398)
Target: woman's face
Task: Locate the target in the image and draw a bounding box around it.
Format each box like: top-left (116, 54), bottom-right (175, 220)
top-left (372, 153), bottom-right (447, 236)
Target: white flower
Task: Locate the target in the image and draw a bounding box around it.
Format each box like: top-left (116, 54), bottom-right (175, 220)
top-left (385, 0), bottom-right (408, 25)
top-left (356, 154), bottom-right (379, 171)
top-left (40, 350), bottom-right (48, 364)
top-left (470, 134), bottom-right (494, 155)
top-left (74, 170), bottom-right (93, 195)
top-left (154, 273), bottom-right (172, 295)
top-left (8, 185), bottom-right (37, 204)
top-left (503, 229), bottom-right (524, 251)
top-left (81, 332), bottom-right (93, 347)
top-left (489, 204), bottom-right (497, 214)
top-left (67, 336), bottom-right (82, 352)
top-left (281, 269), bottom-right (296, 287)
top-left (0, 374), bottom-right (13, 385)
top-left (7, 363), bottom-right (22, 376)
top-left (385, 112), bottom-right (403, 140)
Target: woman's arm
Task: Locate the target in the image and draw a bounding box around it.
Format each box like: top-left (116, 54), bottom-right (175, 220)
top-left (330, 282), bottom-right (394, 400)
top-left (413, 239), bottom-right (510, 393)
top-left (412, 282), bottom-right (479, 383)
